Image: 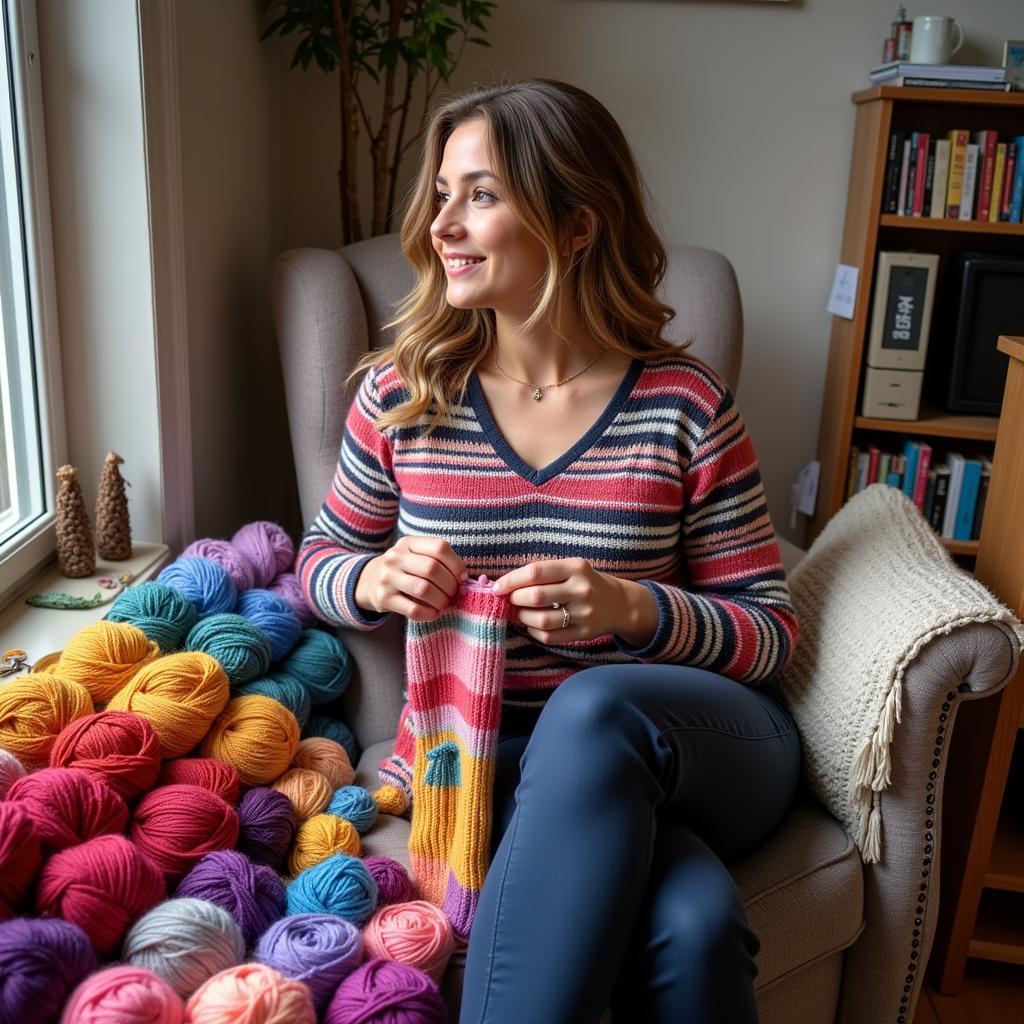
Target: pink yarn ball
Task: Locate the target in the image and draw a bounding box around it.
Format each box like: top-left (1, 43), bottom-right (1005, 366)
top-left (181, 538), bottom-right (255, 593)
top-left (361, 901), bottom-right (456, 984)
top-left (184, 963), bottom-right (315, 1024)
top-left (324, 959), bottom-right (448, 1024)
top-left (231, 522), bottom-right (294, 588)
top-left (267, 572), bottom-right (317, 628)
top-left (0, 747), bottom-right (27, 797)
top-left (60, 964), bottom-right (184, 1024)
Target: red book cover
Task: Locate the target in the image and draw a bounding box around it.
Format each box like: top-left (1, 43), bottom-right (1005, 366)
top-left (973, 130), bottom-right (998, 222)
top-left (867, 444), bottom-right (881, 485)
top-left (912, 133), bottom-right (930, 216)
top-left (913, 443), bottom-right (933, 511)
top-left (1001, 142), bottom-right (1018, 221)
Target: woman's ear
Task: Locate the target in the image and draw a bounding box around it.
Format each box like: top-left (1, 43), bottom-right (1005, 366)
top-left (561, 207), bottom-right (596, 257)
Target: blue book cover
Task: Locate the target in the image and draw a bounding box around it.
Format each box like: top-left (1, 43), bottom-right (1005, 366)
top-left (902, 440), bottom-right (920, 499)
top-left (953, 459), bottom-right (983, 540)
top-left (887, 471), bottom-right (901, 488)
top-left (1011, 136), bottom-right (1024, 223)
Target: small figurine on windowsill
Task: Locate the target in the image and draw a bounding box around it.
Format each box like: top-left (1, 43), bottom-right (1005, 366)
top-left (55, 464), bottom-right (95, 578)
top-left (95, 450), bottom-right (133, 560)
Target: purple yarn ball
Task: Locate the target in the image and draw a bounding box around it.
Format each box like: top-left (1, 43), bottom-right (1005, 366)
top-left (363, 856), bottom-right (414, 907)
top-left (0, 917), bottom-right (98, 1023)
top-left (181, 538), bottom-right (255, 593)
top-left (157, 556), bottom-right (237, 619)
top-left (324, 958), bottom-right (448, 1024)
top-left (236, 787), bottom-right (296, 869)
top-left (268, 571), bottom-right (317, 628)
top-left (255, 913), bottom-right (362, 1011)
top-left (231, 521), bottom-right (294, 588)
top-left (175, 849), bottom-right (285, 946)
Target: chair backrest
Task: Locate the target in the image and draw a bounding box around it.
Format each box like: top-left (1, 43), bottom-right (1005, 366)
top-left (271, 232), bottom-right (743, 748)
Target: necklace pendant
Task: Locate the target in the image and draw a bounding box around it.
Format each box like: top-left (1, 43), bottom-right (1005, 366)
top-left (532, 388), bottom-right (543, 401)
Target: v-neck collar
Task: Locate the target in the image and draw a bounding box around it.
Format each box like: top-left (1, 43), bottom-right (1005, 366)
top-left (467, 357), bottom-right (644, 486)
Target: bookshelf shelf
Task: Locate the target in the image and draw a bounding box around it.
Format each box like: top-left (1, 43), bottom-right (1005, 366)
top-left (967, 891), bottom-right (1024, 965)
top-left (878, 214), bottom-right (1024, 235)
top-left (942, 538), bottom-right (979, 556)
top-left (853, 407), bottom-right (1000, 442)
top-left (853, 85), bottom-right (1024, 108)
top-left (984, 803), bottom-right (1024, 894)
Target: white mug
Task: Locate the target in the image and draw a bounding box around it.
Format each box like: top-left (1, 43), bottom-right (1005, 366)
top-left (909, 16), bottom-right (965, 64)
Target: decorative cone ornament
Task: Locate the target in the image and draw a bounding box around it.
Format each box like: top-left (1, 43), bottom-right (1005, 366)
top-left (55, 464), bottom-right (95, 577)
top-left (95, 450), bottom-right (132, 560)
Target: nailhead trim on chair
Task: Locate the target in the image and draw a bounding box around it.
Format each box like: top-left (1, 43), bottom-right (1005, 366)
top-left (894, 689), bottom-right (958, 1024)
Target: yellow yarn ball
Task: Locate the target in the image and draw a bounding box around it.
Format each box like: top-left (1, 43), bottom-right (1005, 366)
top-left (372, 784), bottom-right (409, 816)
top-left (108, 651), bottom-right (229, 758)
top-left (287, 812), bottom-right (360, 875)
top-left (0, 673), bottom-right (93, 768)
top-left (202, 695), bottom-right (299, 787)
top-left (56, 620), bottom-right (160, 704)
top-left (271, 767), bottom-right (332, 821)
top-left (291, 737), bottom-right (354, 790)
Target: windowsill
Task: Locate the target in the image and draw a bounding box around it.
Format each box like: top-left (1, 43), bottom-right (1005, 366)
top-left (0, 541), bottom-right (170, 668)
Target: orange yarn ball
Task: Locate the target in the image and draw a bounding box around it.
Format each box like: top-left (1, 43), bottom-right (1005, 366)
top-left (271, 768), bottom-right (332, 821)
top-left (55, 621), bottom-right (160, 704)
top-left (107, 651), bottom-right (229, 758)
top-left (361, 900), bottom-right (456, 983)
top-left (0, 673), bottom-right (93, 768)
top-left (201, 695), bottom-right (299, 787)
top-left (287, 813), bottom-right (360, 875)
top-left (291, 737), bottom-right (354, 790)
top-left (185, 963), bottom-right (314, 1024)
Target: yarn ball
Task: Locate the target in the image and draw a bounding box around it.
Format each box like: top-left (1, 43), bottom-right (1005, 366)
top-left (324, 959), bottom-right (447, 1024)
top-left (49, 709), bottom-right (162, 800)
top-left (185, 962), bottom-right (315, 1024)
top-left (55, 621), bottom-right (160, 704)
top-left (0, 673), bottom-right (93, 767)
top-left (292, 736), bottom-right (354, 789)
top-left (107, 651), bottom-right (229, 758)
top-left (302, 715), bottom-right (359, 766)
top-left (286, 853), bottom-right (377, 927)
top-left (131, 784), bottom-right (240, 883)
top-left (200, 695), bottom-right (300, 786)
top-left (156, 557), bottom-right (236, 621)
top-left (6, 766), bottom-right (128, 853)
top-left (180, 538), bottom-right (255, 594)
top-left (280, 629), bottom-right (353, 706)
top-left (108, 582), bottom-right (198, 652)
top-left (236, 672), bottom-right (312, 729)
top-left (327, 786), bottom-right (379, 836)
top-left (255, 914), bottom-right (362, 1012)
top-left (271, 768), bottom-right (333, 822)
top-left (36, 833), bottom-right (166, 956)
top-left (230, 522), bottom-right (295, 589)
top-left (158, 758), bottom-right (240, 805)
top-left (362, 856), bottom-right (414, 908)
top-left (184, 613), bottom-right (272, 686)
top-left (236, 787), bottom-right (296, 869)
top-left (175, 849), bottom-right (286, 947)
top-left (288, 814), bottom-right (360, 875)
top-left (362, 901), bottom-right (456, 985)
top-left (0, 747), bottom-right (26, 797)
top-left (123, 898), bottom-right (246, 1000)
top-left (236, 590), bottom-right (303, 662)
top-left (0, 802), bottom-right (41, 912)
top-left (0, 917), bottom-right (97, 1024)
top-left (267, 571), bottom-right (316, 628)
top-left (60, 964), bottom-right (184, 1024)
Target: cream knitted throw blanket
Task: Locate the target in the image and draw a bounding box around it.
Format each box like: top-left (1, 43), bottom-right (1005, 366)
top-left (771, 484), bottom-right (1023, 864)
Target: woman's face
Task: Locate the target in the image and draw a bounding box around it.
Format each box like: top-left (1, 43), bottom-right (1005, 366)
top-left (430, 119), bottom-right (550, 315)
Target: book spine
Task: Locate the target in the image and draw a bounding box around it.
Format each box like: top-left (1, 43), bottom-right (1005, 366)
top-left (930, 139), bottom-right (951, 219)
top-left (912, 444), bottom-right (933, 512)
top-left (959, 144), bottom-right (979, 221)
top-left (902, 440), bottom-right (920, 499)
top-left (942, 455), bottom-right (965, 538)
top-left (904, 133), bottom-right (919, 217)
top-left (913, 133), bottom-right (930, 216)
top-left (929, 468), bottom-right (950, 532)
top-left (884, 131), bottom-right (905, 213)
top-left (898, 78), bottom-right (1011, 90)
top-left (973, 131), bottom-right (997, 222)
top-left (1011, 136), bottom-right (1024, 223)
top-left (898, 139), bottom-right (912, 217)
top-left (971, 466), bottom-right (991, 540)
top-left (1000, 142), bottom-right (1017, 221)
top-left (867, 444), bottom-right (881, 486)
top-left (922, 140), bottom-right (936, 216)
top-left (856, 451), bottom-right (870, 494)
top-left (923, 469), bottom-right (938, 522)
top-left (878, 452), bottom-right (891, 485)
top-left (847, 446), bottom-right (860, 500)
top-left (989, 143), bottom-right (1007, 224)
top-left (946, 129), bottom-right (969, 218)
top-left (953, 461), bottom-right (982, 541)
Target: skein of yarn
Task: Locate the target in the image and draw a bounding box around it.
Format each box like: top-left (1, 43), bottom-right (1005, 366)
top-left (230, 521), bottom-right (294, 589)
top-left (255, 914), bottom-right (362, 1012)
top-left (280, 629), bottom-right (353, 706)
top-left (156, 557), bottom-right (236, 620)
top-left (107, 582), bottom-right (198, 652)
top-left (0, 674), bottom-right (93, 767)
top-left (157, 758), bottom-right (240, 805)
top-left (55, 621), bottom-right (159, 704)
top-left (236, 787), bottom-right (296, 869)
top-left (287, 814), bottom-right (360, 875)
top-left (323, 959), bottom-right (448, 1024)
top-left (291, 736), bottom-right (354, 789)
top-left (184, 962), bottom-right (315, 1024)
top-left (0, 747), bottom-right (26, 797)
top-left (237, 589), bottom-right (302, 662)
top-left (180, 538), bottom-right (255, 593)
top-left (302, 715), bottom-right (359, 766)
top-left (286, 853), bottom-right (377, 927)
top-left (175, 849), bottom-right (285, 947)
top-left (0, 802), bottom-right (41, 913)
top-left (267, 571), bottom-right (316, 628)
top-left (236, 672), bottom-right (312, 729)
top-left (123, 898), bottom-right (246, 1000)
top-left (184, 613), bottom-right (272, 685)
top-left (201, 695), bottom-right (300, 786)
top-left (362, 856), bottom-right (414, 908)
top-left (327, 785), bottom-right (379, 836)
top-left (35, 833), bottom-right (166, 956)
top-left (362, 901), bottom-right (457, 984)
top-left (271, 767), bottom-right (333, 822)
top-left (60, 964), bottom-right (184, 1024)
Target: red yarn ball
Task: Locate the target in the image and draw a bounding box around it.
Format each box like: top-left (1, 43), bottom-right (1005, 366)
top-left (130, 783), bottom-right (240, 883)
top-left (35, 833), bottom-right (166, 956)
top-left (50, 709), bottom-right (162, 799)
top-left (0, 802), bottom-right (41, 913)
top-left (158, 757), bottom-right (240, 805)
top-left (5, 766), bottom-right (128, 853)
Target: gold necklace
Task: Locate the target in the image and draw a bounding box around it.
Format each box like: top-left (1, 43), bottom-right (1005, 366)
top-left (492, 349), bottom-right (605, 401)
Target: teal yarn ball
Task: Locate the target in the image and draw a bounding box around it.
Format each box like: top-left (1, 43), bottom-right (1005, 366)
top-left (107, 582), bottom-right (198, 651)
top-left (280, 629), bottom-right (353, 706)
top-left (286, 853), bottom-right (377, 927)
top-left (184, 613), bottom-right (272, 684)
top-left (302, 716), bottom-right (359, 766)
top-left (327, 785), bottom-right (378, 836)
top-left (236, 589), bottom-right (303, 662)
top-left (236, 672), bottom-right (312, 729)
top-left (157, 557), bottom-right (237, 620)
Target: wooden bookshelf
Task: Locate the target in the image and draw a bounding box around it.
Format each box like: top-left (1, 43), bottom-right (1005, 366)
top-left (853, 407), bottom-right (999, 442)
top-left (878, 214), bottom-right (1024, 235)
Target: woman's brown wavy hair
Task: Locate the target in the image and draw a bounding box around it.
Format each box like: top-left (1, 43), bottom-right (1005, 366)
top-left (345, 77), bottom-right (684, 433)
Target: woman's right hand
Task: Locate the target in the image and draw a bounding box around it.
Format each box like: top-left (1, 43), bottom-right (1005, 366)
top-left (355, 536), bottom-right (468, 621)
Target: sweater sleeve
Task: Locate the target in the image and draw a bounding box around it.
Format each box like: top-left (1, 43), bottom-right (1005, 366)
top-left (612, 385), bottom-right (798, 683)
top-left (296, 363), bottom-right (400, 630)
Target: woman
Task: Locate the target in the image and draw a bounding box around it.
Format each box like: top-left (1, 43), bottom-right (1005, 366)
top-left (298, 79), bottom-right (801, 1024)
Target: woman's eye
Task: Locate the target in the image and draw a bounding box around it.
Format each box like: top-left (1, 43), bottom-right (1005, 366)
top-left (434, 189), bottom-right (495, 205)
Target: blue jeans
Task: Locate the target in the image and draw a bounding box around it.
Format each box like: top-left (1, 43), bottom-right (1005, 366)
top-left (458, 664), bottom-right (802, 1024)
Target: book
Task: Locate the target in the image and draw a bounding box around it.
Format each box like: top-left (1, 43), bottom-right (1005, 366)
top-left (1000, 142), bottom-right (1017, 221)
top-left (912, 133), bottom-right (930, 216)
top-left (953, 458), bottom-right (983, 541)
top-left (929, 139), bottom-right (951, 219)
top-left (902, 439), bottom-right (920, 500)
top-left (946, 130), bottom-right (969, 217)
top-left (989, 144), bottom-right (1007, 224)
top-left (959, 143), bottom-right (980, 221)
top-left (912, 443), bottom-right (933, 512)
top-left (884, 131), bottom-right (906, 213)
top-left (897, 138), bottom-right (912, 216)
top-left (867, 444), bottom-right (881, 486)
top-left (847, 446), bottom-right (860, 499)
top-left (856, 451), bottom-right (870, 493)
top-left (972, 131), bottom-right (998, 222)
top-left (923, 469), bottom-right (938, 522)
top-left (886, 77), bottom-right (1013, 92)
top-left (870, 61), bottom-right (1007, 82)
top-left (942, 453), bottom-right (966, 538)
top-left (1010, 136), bottom-right (1024, 223)
top-left (929, 465), bottom-right (951, 532)
top-left (971, 457), bottom-right (993, 540)
top-left (922, 140), bottom-right (936, 215)
top-left (905, 133), bottom-right (919, 217)
top-left (878, 451), bottom-right (892, 485)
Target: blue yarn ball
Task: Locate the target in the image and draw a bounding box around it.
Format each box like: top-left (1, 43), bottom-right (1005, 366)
top-left (327, 785), bottom-right (378, 836)
top-left (157, 556), bottom-right (237, 620)
top-left (107, 581), bottom-right (198, 651)
top-left (236, 589), bottom-right (303, 661)
top-left (302, 715), bottom-right (359, 766)
top-left (184, 612), bottom-right (272, 684)
top-left (286, 853), bottom-right (377, 926)
top-left (236, 671), bottom-right (312, 729)
top-left (280, 629), bottom-right (353, 706)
